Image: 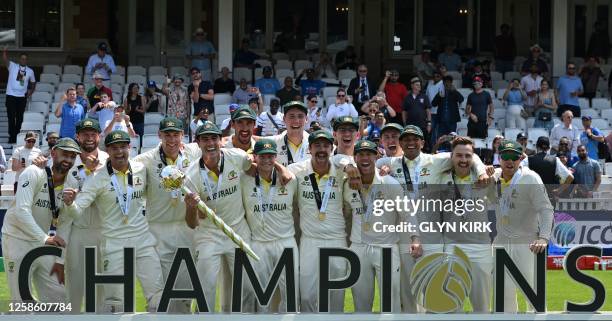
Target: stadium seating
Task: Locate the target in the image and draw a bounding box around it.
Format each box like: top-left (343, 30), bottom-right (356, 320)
top-left (64, 65), bottom-right (83, 76)
top-left (233, 67), bottom-right (252, 83)
top-left (43, 64), bottom-right (62, 75)
top-left (28, 101), bottom-right (50, 115)
top-left (61, 74), bottom-right (82, 83)
top-left (254, 59), bottom-right (272, 67)
top-left (338, 69), bottom-right (356, 80)
top-left (40, 73), bottom-right (60, 86)
top-left (35, 83), bottom-right (55, 94)
top-left (275, 60), bottom-right (292, 70)
top-left (592, 98), bottom-right (611, 110)
top-left (127, 66), bottom-right (147, 77)
top-left (148, 66), bottom-right (166, 77)
top-left (213, 93), bottom-right (232, 106)
top-left (275, 69), bottom-right (294, 79)
top-left (144, 112), bottom-right (165, 125)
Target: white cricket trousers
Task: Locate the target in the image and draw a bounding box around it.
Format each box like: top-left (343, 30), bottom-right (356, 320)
top-left (400, 243), bottom-right (442, 313)
top-left (2, 235), bottom-right (66, 302)
top-left (350, 243), bottom-right (400, 312)
top-left (194, 220), bottom-right (254, 312)
top-left (149, 221), bottom-right (195, 313)
top-left (99, 232), bottom-right (164, 313)
top-left (299, 236), bottom-right (348, 313)
top-left (65, 226), bottom-right (103, 313)
top-left (249, 237), bottom-right (299, 312)
top-left (494, 235), bottom-right (536, 313)
top-left (505, 104), bottom-right (526, 130)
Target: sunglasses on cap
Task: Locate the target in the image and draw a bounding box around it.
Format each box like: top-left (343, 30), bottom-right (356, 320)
top-left (500, 153), bottom-right (520, 161)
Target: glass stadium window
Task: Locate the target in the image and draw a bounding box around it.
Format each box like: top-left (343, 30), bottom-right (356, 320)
top-left (22, 0), bottom-right (60, 47)
top-left (392, 0), bottom-right (416, 53)
top-left (327, 0), bottom-right (349, 51)
top-left (135, 0), bottom-right (154, 45)
top-left (422, 0), bottom-right (468, 52)
top-left (244, 0), bottom-right (266, 50)
top-left (273, 0), bottom-right (319, 54)
top-left (0, 0), bottom-right (15, 46)
top-left (166, 0), bottom-right (184, 47)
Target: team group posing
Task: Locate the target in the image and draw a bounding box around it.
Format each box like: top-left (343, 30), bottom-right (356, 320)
top-left (1, 100), bottom-right (554, 314)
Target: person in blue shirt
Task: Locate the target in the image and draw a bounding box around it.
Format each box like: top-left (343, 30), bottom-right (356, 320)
top-left (502, 79), bottom-right (527, 129)
top-left (579, 116), bottom-right (605, 160)
top-left (55, 87), bottom-right (85, 139)
top-left (437, 44), bottom-right (462, 71)
top-left (185, 27), bottom-right (217, 82)
top-left (295, 68), bottom-right (339, 97)
top-left (234, 38), bottom-right (260, 68)
top-left (254, 66), bottom-right (281, 95)
top-left (555, 62), bottom-right (584, 117)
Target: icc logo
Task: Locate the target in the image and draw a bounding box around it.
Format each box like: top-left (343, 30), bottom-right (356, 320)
top-left (410, 247), bottom-right (473, 313)
top-left (553, 212), bottom-right (577, 247)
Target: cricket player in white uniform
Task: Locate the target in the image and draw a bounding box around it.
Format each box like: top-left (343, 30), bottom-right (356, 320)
top-left (184, 121), bottom-right (257, 312)
top-left (132, 116), bottom-right (200, 313)
top-left (492, 140), bottom-right (553, 313)
top-left (222, 106), bottom-right (257, 153)
top-left (65, 118), bottom-right (108, 312)
top-left (2, 138), bottom-right (81, 302)
top-left (349, 139), bottom-right (422, 312)
top-left (380, 123), bottom-right (404, 157)
top-left (241, 139), bottom-right (299, 312)
top-left (375, 125), bottom-right (489, 312)
top-left (436, 136), bottom-right (495, 313)
top-left (269, 101), bottom-right (311, 166)
top-left (332, 116), bottom-right (359, 156)
top-left (288, 130), bottom-right (361, 312)
top-left (62, 130), bottom-right (165, 313)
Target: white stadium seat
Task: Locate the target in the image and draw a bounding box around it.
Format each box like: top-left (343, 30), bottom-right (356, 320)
top-left (591, 118), bottom-right (610, 130)
top-left (144, 124), bottom-right (159, 135)
top-left (61, 74), bottom-right (82, 83)
top-left (338, 69), bottom-right (356, 81)
top-left (64, 65), bottom-right (83, 76)
top-left (23, 112), bottom-right (45, 124)
top-left (527, 128), bottom-right (549, 142)
top-left (35, 83), bottom-right (55, 94)
top-left (127, 75), bottom-right (146, 86)
top-left (322, 86), bottom-right (340, 99)
top-left (578, 98), bottom-right (590, 109)
top-left (45, 123), bottom-right (60, 135)
top-left (148, 66), bottom-right (166, 76)
top-left (233, 67), bottom-right (252, 83)
top-left (169, 66), bottom-right (187, 77)
top-left (601, 109), bottom-right (612, 122)
top-left (571, 118), bottom-right (584, 129)
top-left (275, 60), bottom-right (292, 70)
top-left (214, 93), bottom-right (232, 106)
top-left (504, 128), bottom-right (521, 141)
top-left (490, 71), bottom-right (503, 81)
top-left (144, 112), bottom-right (165, 125)
top-left (142, 135), bottom-right (160, 148)
top-left (43, 64), bottom-right (62, 75)
top-left (275, 69), bottom-right (294, 79)
top-left (294, 60), bottom-right (312, 71)
top-left (40, 73), bottom-right (60, 86)
top-left (149, 75), bottom-right (167, 87)
top-left (254, 59), bottom-right (272, 67)
top-left (28, 101), bottom-right (50, 115)
top-left (48, 113), bottom-right (61, 124)
top-left (581, 109), bottom-right (599, 119)
top-left (503, 71), bottom-right (520, 81)
top-left (115, 65), bottom-right (126, 76)
top-left (127, 66), bottom-right (147, 76)
top-left (31, 92), bottom-right (52, 104)
top-left (214, 104), bottom-right (230, 115)
top-left (592, 98), bottom-right (611, 110)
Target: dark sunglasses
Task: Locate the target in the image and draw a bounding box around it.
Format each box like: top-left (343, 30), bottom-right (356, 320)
top-left (337, 94), bottom-right (346, 97)
top-left (310, 100), bottom-right (318, 103)
top-left (358, 70), bottom-right (367, 73)
top-left (500, 153), bottom-right (520, 161)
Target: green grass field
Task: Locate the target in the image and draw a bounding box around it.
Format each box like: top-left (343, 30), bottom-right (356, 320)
top-left (1, 270), bottom-right (611, 313)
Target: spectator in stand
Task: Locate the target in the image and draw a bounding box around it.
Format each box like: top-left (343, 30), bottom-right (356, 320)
top-left (482, 134), bottom-right (504, 166)
top-left (516, 132), bottom-right (536, 156)
top-left (124, 83), bottom-right (147, 138)
top-left (213, 67), bottom-right (236, 94)
top-left (3, 48), bottom-right (36, 144)
top-left (494, 24), bottom-right (517, 74)
top-left (587, 21), bottom-right (611, 62)
top-left (465, 77), bottom-right (493, 139)
top-left (579, 115), bottom-right (605, 160)
top-left (276, 77), bottom-right (300, 106)
top-left (233, 38), bottom-right (260, 68)
top-left (347, 64), bottom-right (377, 111)
top-left (306, 94), bottom-right (326, 130)
top-left (162, 75), bottom-right (189, 128)
top-left (89, 92), bottom-right (117, 130)
top-left (604, 131), bottom-right (612, 161)
top-left (556, 62), bottom-right (584, 117)
top-left (437, 44), bottom-right (462, 72)
top-left (144, 81), bottom-right (163, 113)
top-left (557, 151), bottom-right (570, 167)
top-left (360, 93), bottom-right (396, 122)
top-left (578, 56), bottom-right (606, 103)
top-left (42, 132), bottom-right (59, 158)
top-left (75, 83), bottom-right (90, 110)
top-left (335, 45), bottom-right (359, 70)
top-left (468, 61), bottom-right (492, 88)
top-left (296, 68), bottom-right (328, 97)
top-left (432, 75), bottom-right (463, 137)
top-left (185, 27), bottom-right (216, 82)
top-left (188, 67), bottom-right (214, 117)
top-left (416, 49), bottom-right (436, 82)
top-left (520, 64), bottom-right (543, 115)
top-left (87, 71), bottom-right (113, 106)
top-left (314, 52), bottom-right (337, 79)
top-left (534, 79), bottom-right (557, 130)
top-left (11, 131), bottom-right (42, 192)
top-left (233, 78), bottom-right (256, 104)
top-left (256, 98), bottom-right (285, 136)
top-left (103, 105), bottom-right (137, 138)
top-left (402, 77), bottom-right (432, 146)
top-left (550, 110), bottom-right (581, 155)
top-left (571, 145), bottom-right (601, 198)
top-left (85, 42), bottom-right (116, 80)
top-left (55, 87), bottom-right (86, 139)
top-left (325, 88), bottom-right (358, 124)
top-left (502, 79), bottom-right (527, 130)
top-left (220, 103), bottom-right (239, 136)
top-left (191, 107), bottom-right (211, 139)
top-left (255, 66), bottom-right (281, 95)
top-left (521, 44), bottom-right (549, 77)
top-left (248, 94), bottom-right (264, 115)
top-left (378, 69), bottom-right (408, 124)
top-left (426, 70), bottom-right (445, 143)
top-left (360, 106), bottom-right (386, 141)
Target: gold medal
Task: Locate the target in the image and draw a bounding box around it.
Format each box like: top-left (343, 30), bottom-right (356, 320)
top-left (318, 212), bottom-right (326, 221)
top-left (363, 222), bottom-right (370, 231)
top-left (52, 217), bottom-right (59, 227)
top-left (122, 216), bottom-right (129, 225)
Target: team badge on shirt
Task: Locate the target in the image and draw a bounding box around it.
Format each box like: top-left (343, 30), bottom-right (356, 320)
top-left (420, 168), bottom-right (431, 176)
top-left (182, 159), bottom-right (190, 168)
top-left (7, 261), bottom-right (15, 273)
top-left (22, 181), bottom-right (29, 188)
top-left (278, 186), bottom-right (288, 195)
top-left (228, 170), bottom-right (238, 180)
top-left (134, 177), bottom-right (143, 186)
